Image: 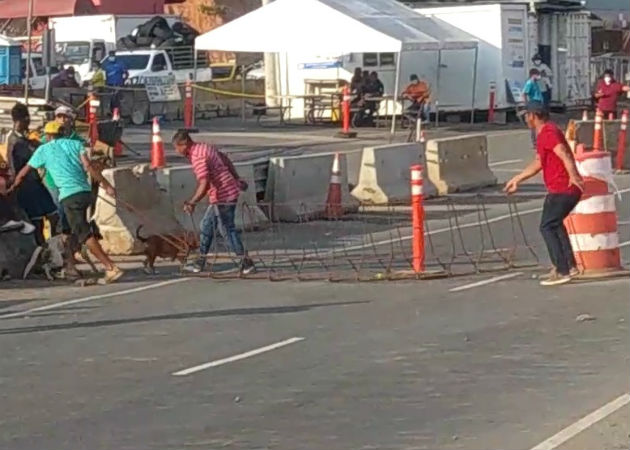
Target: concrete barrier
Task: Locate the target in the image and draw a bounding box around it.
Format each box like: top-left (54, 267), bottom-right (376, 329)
top-left (575, 120), bottom-right (629, 169)
top-left (351, 143), bottom-right (436, 204)
top-left (93, 164), bottom-right (182, 255)
top-left (264, 152), bottom-right (356, 222)
top-left (425, 134), bottom-right (497, 195)
top-left (156, 162), bottom-right (268, 233)
top-left (486, 130), bottom-right (532, 154)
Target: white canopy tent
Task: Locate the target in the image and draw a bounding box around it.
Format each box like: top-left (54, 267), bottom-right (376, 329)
top-left (195, 0), bottom-right (479, 131)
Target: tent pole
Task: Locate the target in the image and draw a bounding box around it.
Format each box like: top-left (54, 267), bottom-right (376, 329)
top-left (435, 49), bottom-right (441, 128)
top-left (389, 50), bottom-right (402, 141)
top-left (192, 48), bottom-right (198, 128)
top-left (470, 46), bottom-right (478, 124)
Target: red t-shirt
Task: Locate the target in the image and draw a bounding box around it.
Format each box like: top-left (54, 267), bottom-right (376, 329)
top-left (595, 80), bottom-right (624, 113)
top-left (536, 122), bottom-right (581, 195)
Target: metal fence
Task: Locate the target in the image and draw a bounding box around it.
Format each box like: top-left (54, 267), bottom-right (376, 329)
top-left (182, 193), bottom-right (542, 282)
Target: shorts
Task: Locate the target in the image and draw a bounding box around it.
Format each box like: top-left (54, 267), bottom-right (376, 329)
top-left (61, 191), bottom-right (94, 245)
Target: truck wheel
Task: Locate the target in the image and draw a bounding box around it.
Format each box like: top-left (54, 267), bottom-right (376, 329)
top-left (159, 38), bottom-right (176, 49)
top-left (135, 36), bottom-right (153, 47)
top-left (131, 106), bottom-right (148, 126)
top-left (139, 16), bottom-right (169, 38)
top-left (152, 26), bottom-right (173, 40)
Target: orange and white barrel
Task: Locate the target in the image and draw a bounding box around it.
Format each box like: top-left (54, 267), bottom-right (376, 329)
top-left (564, 151), bottom-right (621, 273)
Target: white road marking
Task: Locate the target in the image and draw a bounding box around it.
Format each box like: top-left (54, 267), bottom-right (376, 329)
top-left (620, 240), bottom-right (630, 248)
top-left (530, 393), bottom-right (630, 450)
top-left (172, 337), bottom-right (305, 376)
top-left (449, 272), bottom-right (523, 292)
top-left (489, 159), bottom-right (524, 167)
top-left (0, 278), bottom-right (191, 320)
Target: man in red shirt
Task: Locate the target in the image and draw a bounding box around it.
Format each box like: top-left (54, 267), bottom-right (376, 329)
top-left (594, 69), bottom-right (630, 118)
top-left (172, 130), bottom-right (255, 275)
top-left (504, 101), bottom-right (584, 286)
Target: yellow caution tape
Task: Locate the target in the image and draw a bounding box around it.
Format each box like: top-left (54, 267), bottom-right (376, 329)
top-left (191, 83), bottom-right (265, 99)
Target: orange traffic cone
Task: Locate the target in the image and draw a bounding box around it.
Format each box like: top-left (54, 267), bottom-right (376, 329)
top-left (112, 108), bottom-right (123, 157)
top-left (150, 117), bottom-right (165, 169)
top-left (325, 153), bottom-right (343, 219)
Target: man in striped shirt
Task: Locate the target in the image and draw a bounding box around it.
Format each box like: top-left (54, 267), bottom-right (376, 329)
top-left (172, 130), bottom-right (255, 274)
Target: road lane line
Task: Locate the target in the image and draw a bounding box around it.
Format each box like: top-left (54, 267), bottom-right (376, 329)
top-left (489, 159), bottom-right (523, 167)
top-left (619, 240), bottom-right (630, 248)
top-left (449, 272), bottom-right (523, 292)
top-left (172, 337), bottom-right (305, 376)
top-left (530, 393), bottom-right (630, 450)
top-left (0, 278), bottom-right (191, 320)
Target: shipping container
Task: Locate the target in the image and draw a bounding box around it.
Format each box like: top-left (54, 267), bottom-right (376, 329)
top-left (415, 3), bottom-right (592, 110)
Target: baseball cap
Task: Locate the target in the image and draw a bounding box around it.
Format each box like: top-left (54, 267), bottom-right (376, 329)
top-left (518, 101), bottom-right (546, 117)
top-left (44, 121), bottom-right (62, 135)
top-left (54, 105), bottom-right (75, 118)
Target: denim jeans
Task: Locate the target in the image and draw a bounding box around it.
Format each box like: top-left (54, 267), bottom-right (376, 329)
top-left (540, 193), bottom-right (581, 275)
top-left (197, 203), bottom-right (245, 269)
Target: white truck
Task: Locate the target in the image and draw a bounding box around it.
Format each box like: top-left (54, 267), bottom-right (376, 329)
top-left (49, 14), bottom-right (180, 83)
top-left (116, 47), bottom-right (212, 85)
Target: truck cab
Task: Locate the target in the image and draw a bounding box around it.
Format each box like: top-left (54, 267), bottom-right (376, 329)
top-left (21, 53), bottom-right (61, 89)
top-left (55, 40), bottom-right (111, 83)
top-left (115, 48), bottom-right (212, 84)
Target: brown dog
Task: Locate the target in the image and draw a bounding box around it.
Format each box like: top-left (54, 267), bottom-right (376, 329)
top-left (136, 225), bottom-right (198, 274)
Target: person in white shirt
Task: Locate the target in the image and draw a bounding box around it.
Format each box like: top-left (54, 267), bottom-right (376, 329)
top-left (532, 54), bottom-right (553, 108)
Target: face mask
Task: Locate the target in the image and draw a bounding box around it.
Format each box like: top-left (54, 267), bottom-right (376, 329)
top-left (604, 76), bottom-right (612, 85)
top-left (533, 60), bottom-right (541, 65)
top-left (108, 57), bottom-right (115, 62)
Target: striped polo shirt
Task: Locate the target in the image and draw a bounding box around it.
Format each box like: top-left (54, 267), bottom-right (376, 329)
top-left (188, 142), bottom-right (240, 204)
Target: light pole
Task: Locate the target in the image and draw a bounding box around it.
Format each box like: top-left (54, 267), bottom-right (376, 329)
top-left (24, 0), bottom-right (33, 103)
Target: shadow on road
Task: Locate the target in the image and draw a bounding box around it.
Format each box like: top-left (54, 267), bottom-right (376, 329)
top-left (0, 300), bottom-right (369, 335)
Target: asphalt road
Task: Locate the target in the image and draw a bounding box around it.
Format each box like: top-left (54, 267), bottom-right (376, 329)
top-left (1, 121), bottom-right (629, 449)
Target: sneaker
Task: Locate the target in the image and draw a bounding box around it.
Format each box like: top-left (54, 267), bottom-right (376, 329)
top-left (103, 266), bottom-right (124, 284)
top-left (542, 267), bottom-right (580, 280)
top-left (183, 264), bottom-right (202, 274)
top-left (540, 273), bottom-right (572, 286)
top-left (23, 246), bottom-right (43, 279)
top-left (240, 257), bottom-right (256, 275)
top-left (569, 267), bottom-right (580, 277)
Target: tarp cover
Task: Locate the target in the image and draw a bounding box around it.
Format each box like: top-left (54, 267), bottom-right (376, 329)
top-left (195, 0), bottom-right (477, 53)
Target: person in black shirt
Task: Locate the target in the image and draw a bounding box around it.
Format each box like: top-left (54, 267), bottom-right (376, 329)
top-left (7, 103), bottom-right (57, 244)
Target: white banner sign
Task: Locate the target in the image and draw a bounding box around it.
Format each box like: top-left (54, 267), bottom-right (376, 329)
top-left (144, 75), bottom-right (181, 103)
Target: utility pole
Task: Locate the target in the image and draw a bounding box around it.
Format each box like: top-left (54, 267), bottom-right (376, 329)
top-left (261, 0), bottom-right (278, 107)
top-left (24, 0), bottom-right (33, 103)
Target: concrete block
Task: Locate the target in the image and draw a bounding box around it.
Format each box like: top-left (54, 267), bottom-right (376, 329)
top-left (157, 162), bottom-right (269, 233)
top-left (93, 164), bottom-right (182, 255)
top-left (0, 228), bottom-right (37, 279)
top-left (345, 149), bottom-right (363, 189)
top-left (426, 134), bottom-right (497, 195)
top-left (351, 142), bottom-right (436, 204)
top-left (264, 152), bottom-right (356, 222)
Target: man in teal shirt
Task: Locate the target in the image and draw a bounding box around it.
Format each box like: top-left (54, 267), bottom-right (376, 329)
top-left (8, 121), bottom-right (124, 284)
top-left (41, 105), bottom-right (87, 233)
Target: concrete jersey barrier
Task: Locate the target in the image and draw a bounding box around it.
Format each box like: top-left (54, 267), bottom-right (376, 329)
top-left (264, 152), bottom-right (356, 222)
top-left (425, 134), bottom-right (497, 195)
top-left (351, 142), bottom-right (436, 204)
top-left (93, 164), bottom-right (183, 255)
top-left (156, 162), bottom-right (269, 233)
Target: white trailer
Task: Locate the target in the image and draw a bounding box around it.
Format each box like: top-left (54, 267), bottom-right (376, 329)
top-left (415, 3), bottom-right (591, 111)
top-left (49, 14), bottom-right (179, 82)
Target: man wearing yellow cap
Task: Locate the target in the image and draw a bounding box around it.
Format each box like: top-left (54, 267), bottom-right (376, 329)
top-left (7, 121), bottom-right (124, 283)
